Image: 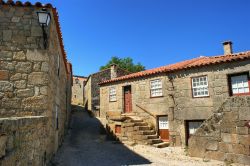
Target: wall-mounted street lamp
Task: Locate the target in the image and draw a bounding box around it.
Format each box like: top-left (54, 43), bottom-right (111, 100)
top-left (37, 8), bottom-right (51, 49)
top-left (75, 78), bottom-right (79, 84)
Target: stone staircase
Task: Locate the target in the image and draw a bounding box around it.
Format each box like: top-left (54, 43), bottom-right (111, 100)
top-left (119, 118), bottom-right (169, 148)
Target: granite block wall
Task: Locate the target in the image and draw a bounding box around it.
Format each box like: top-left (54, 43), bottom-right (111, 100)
top-left (0, 5), bottom-right (72, 165)
top-left (189, 96), bottom-right (250, 165)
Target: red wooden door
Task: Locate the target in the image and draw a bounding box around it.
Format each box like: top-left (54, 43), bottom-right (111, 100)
top-left (124, 86), bottom-right (132, 113)
top-left (158, 116), bottom-right (169, 141)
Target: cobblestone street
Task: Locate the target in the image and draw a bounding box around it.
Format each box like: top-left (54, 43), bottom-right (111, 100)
top-left (50, 110), bottom-right (227, 166)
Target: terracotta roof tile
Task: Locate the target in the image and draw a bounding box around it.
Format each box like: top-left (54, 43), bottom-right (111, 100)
top-left (0, 0), bottom-right (52, 7)
top-left (1, 1), bottom-right (69, 73)
top-left (100, 51), bottom-right (250, 85)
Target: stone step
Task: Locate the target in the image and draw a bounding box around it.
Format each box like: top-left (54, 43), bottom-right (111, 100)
top-left (134, 122), bottom-right (148, 126)
top-left (122, 141), bottom-right (137, 146)
top-left (146, 135), bottom-right (158, 139)
top-left (148, 139), bottom-right (163, 145)
top-left (132, 134), bottom-right (147, 140)
top-left (138, 126), bottom-right (151, 130)
top-left (131, 119), bottom-right (143, 123)
top-left (120, 137), bottom-right (128, 141)
top-left (118, 116), bottom-right (169, 148)
top-left (135, 140), bottom-right (148, 145)
top-left (134, 126), bottom-right (151, 131)
top-left (121, 113), bottom-right (137, 116)
top-left (153, 142), bottom-right (170, 148)
top-left (139, 130), bottom-right (156, 135)
top-left (122, 122), bottom-right (135, 127)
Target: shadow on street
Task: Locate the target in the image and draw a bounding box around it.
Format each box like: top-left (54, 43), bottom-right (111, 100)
top-left (50, 105), bottom-right (151, 166)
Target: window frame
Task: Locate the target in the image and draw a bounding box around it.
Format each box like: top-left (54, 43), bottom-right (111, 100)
top-left (57, 54), bottom-right (60, 77)
top-left (191, 75), bottom-right (209, 98)
top-left (115, 125), bottom-right (121, 134)
top-left (109, 86), bottom-right (117, 102)
top-left (228, 72), bottom-right (250, 96)
top-left (55, 105), bottom-right (59, 130)
top-left (150, 79), bottom-right (163, 98)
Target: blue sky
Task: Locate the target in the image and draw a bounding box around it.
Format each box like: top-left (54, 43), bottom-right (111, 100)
top-left (30, 0), bottom-right (250, 76)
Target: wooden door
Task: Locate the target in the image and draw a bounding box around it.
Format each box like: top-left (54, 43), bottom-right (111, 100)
top-left (124, 86), bottom-right (132, 113)
top-left (158, 116), bottom-right (169, 141)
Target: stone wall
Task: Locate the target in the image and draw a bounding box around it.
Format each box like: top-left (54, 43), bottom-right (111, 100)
top-left (85, 66), bottom-right (129, 116)
top-left (188, 96), bottom-right (250, 165)
top-left (91, 69), bottom-right (111, 114)
top-left (71, 76), bottom-right (86, 105)
top-left (0, 116), bottom-right (48, 166)
top-left (116, 67), bottom-right (130, 78)
top-left (0, 6), bottom-right (51, 118)
top-left (0, 5), bottom-right (72, 165)
top-left (84, 76), bottom-right (92, 111)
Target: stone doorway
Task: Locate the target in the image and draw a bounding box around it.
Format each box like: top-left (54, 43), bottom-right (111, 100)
top-left (185, 120), bottom-right (204, 145)
top-left (158, 116), bottom-right (169, 141)
top-left (123, 85), bottom-right (132, 113)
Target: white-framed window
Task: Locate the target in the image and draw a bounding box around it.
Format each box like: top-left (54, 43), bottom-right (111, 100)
top-left (230, 74), bottom-right (250, 95)
top-left (192, 76), bottom-right (209, 97)
top-left (109, 86), bottom-right (116, 102)
top-left (150, 79), bottom-right (163, 97)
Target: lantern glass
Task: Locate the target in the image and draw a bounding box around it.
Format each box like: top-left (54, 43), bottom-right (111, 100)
top-left (37, 11), bottom-right (51, 26)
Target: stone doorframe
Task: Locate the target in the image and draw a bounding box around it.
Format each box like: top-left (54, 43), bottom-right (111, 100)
top-left (156, 115), bottom-right (169, 141)
top-left (123, 85), bottom-right (132, 113)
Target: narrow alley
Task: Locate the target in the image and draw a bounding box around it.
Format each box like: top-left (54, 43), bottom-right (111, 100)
top-left (50, 108), bottom-right (226, 166)
top-left (50, 108), bottom-right (151, 166)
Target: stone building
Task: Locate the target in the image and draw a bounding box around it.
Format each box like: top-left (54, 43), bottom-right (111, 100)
top-left (99, 42), bottom-right (250, 164)
top-left (84, 64), bottom-right (129, 116)
top-left (71, 75), bottom-right (87, 106)
top-left (0, 1), bottom-right (72, 165)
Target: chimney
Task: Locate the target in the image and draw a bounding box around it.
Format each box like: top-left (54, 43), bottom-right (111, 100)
top-left (222, 41), bottom-right (233, 55)
top-left (110, 64), bottom-right (117, 79)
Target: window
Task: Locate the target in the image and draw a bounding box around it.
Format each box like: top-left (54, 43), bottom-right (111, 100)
top-left (229, 73), bottom-right (250, 95)
top-left (55, 105), bottom-right (59, 130)
top-left (109, 86), bottom-right (116, 102)
top-left (192, 76), bottom-right (209, 97)
top-left (150, 79), bottom-right (163, 97)
top-left (188, 121), bottom-right (203, 135)
top-left (57, 54), bottom-right (60, 76)
top-left (115, 125), bottom-right (121, 134)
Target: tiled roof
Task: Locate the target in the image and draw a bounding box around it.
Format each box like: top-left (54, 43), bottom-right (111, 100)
top-left (0, 0), bottom-right (69, 73)
top-left (0, 0), bottom-right (52, 7)
top-left (100, 51), bottom-right (250, 85)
